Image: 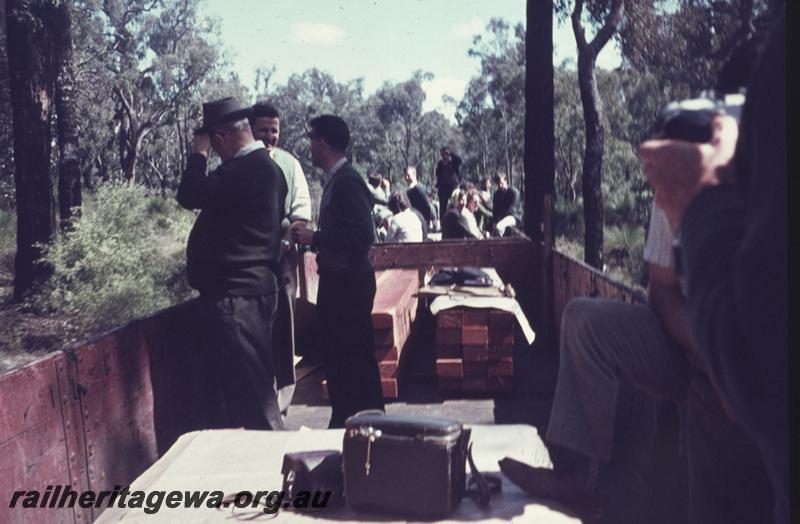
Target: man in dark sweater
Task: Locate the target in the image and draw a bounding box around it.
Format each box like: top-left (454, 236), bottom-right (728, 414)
top-left (291, 115), bottom-right (385, 428)
top-left (641, 21), bottom-right (786, 523)
top-left (403, 166), bottom-right (436, 229)
top-left (177, 97), bottom-right (287, 430)
top-left (434, 147), bottom-right (462, 225)
top-left (491, 173), bottom-right (521, 237)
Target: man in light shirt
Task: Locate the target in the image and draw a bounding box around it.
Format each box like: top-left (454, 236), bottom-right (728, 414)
top-left (250, 101), bottom-right (312, 415)
top-left (383, 192), bottom-right (423, 243)
top-left (462, 189), bottom-right (484, 239)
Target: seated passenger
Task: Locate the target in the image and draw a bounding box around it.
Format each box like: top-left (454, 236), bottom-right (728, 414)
top-left (491, 173), bottom-right (521, 236)
top-left (442, 189), bottom-right (482, 240)
top-left (499, 209), bottom-right (772, 522)
top-left (462, 189), bottom-right (485, 238)
top-left (383, 192), bottom-right (424, 243)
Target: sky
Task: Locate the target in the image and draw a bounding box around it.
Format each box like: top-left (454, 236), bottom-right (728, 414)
top-left (201, 0), bottom-right (622, 121)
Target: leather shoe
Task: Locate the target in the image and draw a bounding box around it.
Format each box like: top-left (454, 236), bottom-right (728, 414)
top-left (498, 457), bottom-right (598, 505)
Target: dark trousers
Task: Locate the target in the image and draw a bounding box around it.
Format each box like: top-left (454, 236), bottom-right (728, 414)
top-left (201, 292), bottom-right (285, 430)
top-left (317, 270), bottom-right (385, 428)
top-left (437, 184), bottom-right (456, 225)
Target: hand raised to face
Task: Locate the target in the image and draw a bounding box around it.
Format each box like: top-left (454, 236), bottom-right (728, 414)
top-left (639, 115), bottom-right (738, 227)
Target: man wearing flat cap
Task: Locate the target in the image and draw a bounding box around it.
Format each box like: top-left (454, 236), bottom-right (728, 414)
top-left (177, 97), bottom-right (287, 430)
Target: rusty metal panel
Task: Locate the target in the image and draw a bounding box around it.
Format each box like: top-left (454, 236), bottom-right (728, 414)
top-left (0, 354), bottom-right (78, 524)
top-left (70, 325), bottom-right (157, 521)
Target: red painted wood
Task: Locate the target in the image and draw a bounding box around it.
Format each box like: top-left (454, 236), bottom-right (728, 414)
top-left (0, 354), bottom-right (80, 524)
top-left (435, 359), bottom-right (463, 379)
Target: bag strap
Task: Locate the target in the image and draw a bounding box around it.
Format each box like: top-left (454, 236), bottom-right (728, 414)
top-left (466, 442), bottom-right (502, 509)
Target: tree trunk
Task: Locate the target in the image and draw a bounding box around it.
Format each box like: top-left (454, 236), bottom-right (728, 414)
top-left (577, 50), bottom-right (605, 269)
top-left (6, 0), bottom-right (57, 300)
top-left (524, 0), bottom-right (555, 241)
top-left (570, 0), bottom-right (624, 270)
top-left (53, 0), bottom-right (81, 230)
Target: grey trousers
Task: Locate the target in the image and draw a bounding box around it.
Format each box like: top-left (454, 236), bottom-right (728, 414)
top-left (547, 298), bottom-right (690, 461)
top-left (547, 298), bottom-right (772, 524)
top-left (201, 292), bottom-right (285, 431)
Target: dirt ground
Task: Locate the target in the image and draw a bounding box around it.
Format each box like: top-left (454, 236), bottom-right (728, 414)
top-left (0, 252), bottom-right (78, 373)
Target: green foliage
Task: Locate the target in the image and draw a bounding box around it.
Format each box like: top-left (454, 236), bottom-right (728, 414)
top-left (603, 223), bottom-right (647, 288)
top-left (31, 182), bottom-right (195, 332)
top-left (457, 19), bottom-right (526, 190)
top-left (0, 208), bottom-right (15, 276)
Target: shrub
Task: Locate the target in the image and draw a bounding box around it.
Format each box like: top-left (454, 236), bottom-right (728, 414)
top-left (31, 182), bottom-right (196, 332)
top-left (604, 224), bottom-right (647, 289)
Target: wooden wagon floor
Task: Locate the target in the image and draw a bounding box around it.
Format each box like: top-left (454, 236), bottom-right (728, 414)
top-left (284, 310), bottom-right (689, 524)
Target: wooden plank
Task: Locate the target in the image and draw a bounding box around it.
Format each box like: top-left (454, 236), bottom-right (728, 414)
top-left (437, 309), bottom-right (463, 329)
top-left (369, 238), bottom-right (535, 271)
top-left (488, 344), bottom-right (514, 359)
top-left (489, 329), bottom-right (514, 347)
top-left (437, 328), bottom-right (461, 346)
top-left (489, 309), bottom-right (515, 329)
top-left (462, 309), bottom-right (488, 327)
top-left (378, 361), bottom-right (398, 378)
top-left (550, 251), bottom-right (645, 348)
top-left (298, 251), bottom-right (319, 304)
top-left (488, 357), bottom-right (514, 377)
top-left (0, 355), bottom-right (60, 443)
top-left (73, 326), bottom-right (158, 509)
top-left (435, 359), bottom-right (463, 379)
top-left (436, 344), bottom-right (462, 359)
top-left (463, 344), bottom-right (489, 363)
top-left (374, 346), bottom-right (398, 362)
top-left (463, 360), bottom-right (487, 379)
top-left (462, 326), bottom-right (488, 346)
top-left (0, 354), bottom-right (79, 524)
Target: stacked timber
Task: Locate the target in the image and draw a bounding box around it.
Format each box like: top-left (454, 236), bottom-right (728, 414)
top-left (323, 269), bottom-right (419, 400)
top-left (435, 308), bottom-right (514, 392)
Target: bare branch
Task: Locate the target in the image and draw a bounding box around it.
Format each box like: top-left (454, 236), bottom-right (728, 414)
top-left (571, 0), bottom-right (589, 51)
top-left (589, 0), bottom-right (624, 56)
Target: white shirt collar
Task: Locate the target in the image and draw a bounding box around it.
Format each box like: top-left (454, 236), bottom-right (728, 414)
top-left (233, 140), bottom-right (265, 159)
top-left (323, 157), bottom-right (347, 188)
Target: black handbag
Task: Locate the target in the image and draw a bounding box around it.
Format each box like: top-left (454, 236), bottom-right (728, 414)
top-left (429, 266), bottom-right (494, 287)
top-left (280, 450), bottom-right (344, 510)
top-left (342, 411), bottom-right (472, 519)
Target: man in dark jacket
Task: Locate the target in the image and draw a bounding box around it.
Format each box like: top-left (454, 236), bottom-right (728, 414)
top-left (434, 147), bottom-right (462, 225)
top-left (491, 173), bottom-right (521, 236)
top-left (641, 21), bottom-right (787, 523)
top-left (403, 166), bottom-right (436, 229)
top-left (291, 115), bottom-right (385, 428)
top-left (177, 97), bottom-right (287, 430)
